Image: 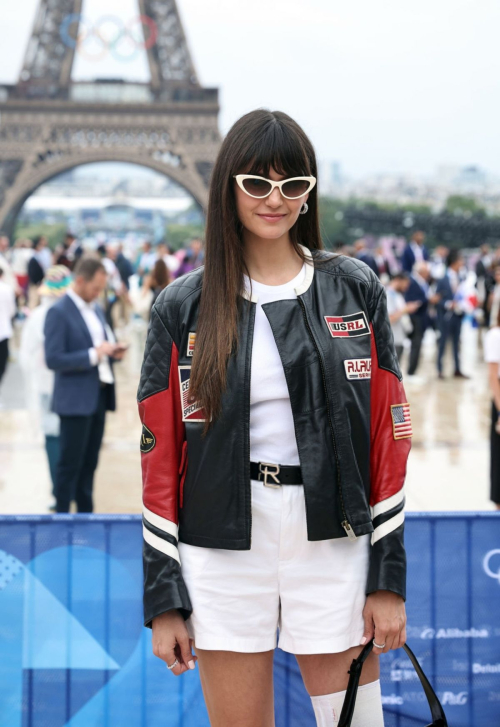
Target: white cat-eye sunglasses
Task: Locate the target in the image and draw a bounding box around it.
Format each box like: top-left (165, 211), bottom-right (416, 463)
top-left (233, 174), bottom-right (316, 200)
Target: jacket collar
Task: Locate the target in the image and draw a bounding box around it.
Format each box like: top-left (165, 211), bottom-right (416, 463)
top-left (240, 244), bottom-right (314, 303)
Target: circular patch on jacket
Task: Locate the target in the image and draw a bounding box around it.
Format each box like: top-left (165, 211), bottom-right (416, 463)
top-left (140, 424), bottom-right (156, 453)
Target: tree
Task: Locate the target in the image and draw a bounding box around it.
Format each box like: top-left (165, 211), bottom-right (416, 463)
top-left (445, 195), bottom-right (486, 217)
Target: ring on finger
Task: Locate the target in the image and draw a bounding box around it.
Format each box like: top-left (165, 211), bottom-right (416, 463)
top-left (167, 658), bottom-right (179, 670)
top-left (373, 640), bottom-right (386, 649)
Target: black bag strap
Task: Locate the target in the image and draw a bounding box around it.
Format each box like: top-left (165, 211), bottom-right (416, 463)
top-left (337, 641), bottom-right (448, 727)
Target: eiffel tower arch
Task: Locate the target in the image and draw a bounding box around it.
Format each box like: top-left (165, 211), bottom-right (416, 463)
top-left (0, 0), bottom-right (221, 238)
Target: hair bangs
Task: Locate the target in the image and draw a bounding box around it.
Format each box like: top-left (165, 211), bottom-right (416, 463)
top-left (235, 116), bottom-right (312, 179)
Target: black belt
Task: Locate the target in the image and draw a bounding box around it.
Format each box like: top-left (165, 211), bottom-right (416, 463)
top-left (250, 461), bottom-right (303, 487)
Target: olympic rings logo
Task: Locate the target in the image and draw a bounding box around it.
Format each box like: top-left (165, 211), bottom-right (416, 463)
top-left (59, 14), bottom-right (158, 63)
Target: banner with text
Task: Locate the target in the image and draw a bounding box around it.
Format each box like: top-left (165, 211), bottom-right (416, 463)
top-left (0, 513), bottom-right (498, 726)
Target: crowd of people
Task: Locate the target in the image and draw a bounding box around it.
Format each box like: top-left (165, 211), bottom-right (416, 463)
top-left (341, 231), bottom-right (500, 508)
top-left (340, 231), bottom-right (500, 383)
top-left (0, 232), bottom-right (204, 512)
top-left (1, 228), bottom-right (499, 511)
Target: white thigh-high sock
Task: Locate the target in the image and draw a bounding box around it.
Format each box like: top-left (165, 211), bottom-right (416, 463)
top-left (310, 679), bottom-right (384, 727)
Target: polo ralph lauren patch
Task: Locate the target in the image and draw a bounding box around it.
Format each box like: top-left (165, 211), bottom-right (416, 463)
top-left (324, 311), bottom-right (370, 338)
top-left (344, 357), bottom-right (372, 380)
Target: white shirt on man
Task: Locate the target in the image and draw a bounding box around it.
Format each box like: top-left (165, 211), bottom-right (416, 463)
top-left (485, 327), bottom-right (500, 379)
top-left (0, 253), bottom-right (17, 291)
top-left (66, 288), bottom-right (114, 384)
top-left (410, 241), bottom-right (424, 265)
top-left (139, 251), bottom-right (157, 273)
top-left (386, 287), bottom-right (409, 347)
top-left (0, 279), bottom-right (16, 342)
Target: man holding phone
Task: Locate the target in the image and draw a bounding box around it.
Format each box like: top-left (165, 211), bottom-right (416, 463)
top-left (44, 256), bottom-right (128, 512)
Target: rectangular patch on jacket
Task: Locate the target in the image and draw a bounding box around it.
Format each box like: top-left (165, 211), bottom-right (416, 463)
top-left (391, 403), bottom-right (413, 439)
top-left (344, 357), bottom-right (371, 380)
top-left (179, 366), bottom-right (207, 422)
top-left (187, 332), bottom-right (196, 357)
top-left (324, 311), bottom-right (370, 338)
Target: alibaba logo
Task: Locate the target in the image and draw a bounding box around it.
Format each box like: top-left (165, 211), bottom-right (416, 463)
top-left (483, 550), bottom-right (500, 583)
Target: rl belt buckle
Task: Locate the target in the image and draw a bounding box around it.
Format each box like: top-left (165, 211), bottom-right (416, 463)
top-left (258, 462), bottom-right (281, 488)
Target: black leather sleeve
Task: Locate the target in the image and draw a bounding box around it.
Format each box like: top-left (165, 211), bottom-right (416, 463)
top-left (143, 540), bottom-right (192, 628)
top-left (138, 303), bottom-right (192, 627)
top-left (366, 285), bottom-right (410, 601)
top-left (366, 523), bottom-right (407, 601)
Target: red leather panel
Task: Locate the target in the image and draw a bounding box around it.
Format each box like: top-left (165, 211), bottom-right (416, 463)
top-left (369, 324), bottom-right (411, 507)
top-left (139, 341), bottom-right (186, 525)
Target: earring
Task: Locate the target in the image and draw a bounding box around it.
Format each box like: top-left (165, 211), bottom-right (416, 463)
top-left (300, 202), bottom-right (308, 215)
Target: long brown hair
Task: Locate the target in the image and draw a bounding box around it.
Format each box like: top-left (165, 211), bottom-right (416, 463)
top-left (151, 259), bottom-right (170, 290)
top-left (189, 109), bottom-right (326, 435)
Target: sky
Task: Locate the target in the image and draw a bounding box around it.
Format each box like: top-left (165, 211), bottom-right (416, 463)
top-left (0, 0), bottom-right (498, 179)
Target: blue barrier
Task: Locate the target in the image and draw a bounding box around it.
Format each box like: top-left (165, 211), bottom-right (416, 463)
top-left (0, 513), bottom-right (498, 727)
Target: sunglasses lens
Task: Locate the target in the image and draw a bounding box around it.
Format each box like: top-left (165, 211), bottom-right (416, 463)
top-left (241, 178), bottom-right (273, 197)
top-left (281, 179), bottom-right (310, 198)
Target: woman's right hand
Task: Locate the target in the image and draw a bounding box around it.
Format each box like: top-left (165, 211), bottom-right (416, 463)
top-left (152, 610), bottom-right (197, 676)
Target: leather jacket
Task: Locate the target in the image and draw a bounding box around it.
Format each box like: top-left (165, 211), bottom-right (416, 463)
top-left (138, 245), bottom-right (412, 627)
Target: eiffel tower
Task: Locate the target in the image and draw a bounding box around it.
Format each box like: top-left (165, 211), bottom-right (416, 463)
top-left (0, 0), bottom-right (221, 237)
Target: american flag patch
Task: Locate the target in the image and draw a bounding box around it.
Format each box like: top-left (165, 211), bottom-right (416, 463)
top-left (391, 403), bottom-right (412, 440)
top-left (178, 366), bottom-right (207, 422)
top-left (187, 332), bottom-right (196, 357)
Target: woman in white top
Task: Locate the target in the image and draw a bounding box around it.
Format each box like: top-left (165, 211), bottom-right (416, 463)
top-left (19, 265), bottom-right (72, 504)
top-left (149, 110), bottom-right (406, 727)
top-left (484, 306), bottom-right (500, 508)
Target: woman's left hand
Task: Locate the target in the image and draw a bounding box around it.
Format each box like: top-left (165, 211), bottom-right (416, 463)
top-left (360, 590), bottom-right (406, 655)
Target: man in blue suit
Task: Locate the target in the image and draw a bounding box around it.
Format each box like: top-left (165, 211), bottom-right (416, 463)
top-left (435, 249), bottom-right (469, 379)
top-left (401, 230), bottom-right (430, 273)
top-left (44, 257), bottom-right (126, 512)
top-left (404, 262), bottom-right (432, 379)
top-left (354, 239), bottom-right (380, 277)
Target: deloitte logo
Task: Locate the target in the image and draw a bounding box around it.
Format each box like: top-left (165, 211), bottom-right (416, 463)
top-left (473, 663), bottom-right (500, 674)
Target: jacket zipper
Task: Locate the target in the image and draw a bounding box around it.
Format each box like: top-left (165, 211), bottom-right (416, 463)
top-left (297, 296), bottom-right (357, 541)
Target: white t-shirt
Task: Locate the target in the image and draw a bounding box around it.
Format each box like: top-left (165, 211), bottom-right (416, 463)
top-left (386, 287), bottom-right (408, 346)
top-left (0, 280), bottom-right (15, 342)
top-left (243, 263), bottom-right (306, 467)
top-left (67, 289), bottom-right (115, 384)
top-left (484, 327), bottom-right (500, 378)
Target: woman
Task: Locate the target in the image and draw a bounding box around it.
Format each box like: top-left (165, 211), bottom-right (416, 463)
top-left (484, 307), bottom-right (500, 509)
top-left (138, 110), bottom-right (411, 726)
top-left (385, 272), bottom-right (420, 364)
top-left (11, 237), bottom-right (34, 298)
top-left (19, 265), bottom-right (72, 507)
top-left (149, 258), bottom-right (171, 308)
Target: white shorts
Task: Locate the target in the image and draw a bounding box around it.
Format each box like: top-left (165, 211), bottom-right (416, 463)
top-left (178, 479), bottom-right (370, 654)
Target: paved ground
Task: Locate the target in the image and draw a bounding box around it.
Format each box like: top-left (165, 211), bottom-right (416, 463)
top-left (0, 318), bottom-right (496, 514)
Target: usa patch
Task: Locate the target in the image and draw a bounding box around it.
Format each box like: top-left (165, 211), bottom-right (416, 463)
top-left (140, 424), bottom-right (156, 453)
top-left (187, 332), bottom-right (196, 357)
top-left (324, 311), bottom-right (370, 338)
top-left (391, 403), bottom-right (412, 440)
top-left (178, 366), bottom-right (207, 422)
top-left (344, 357), bottom-right (371, 380)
